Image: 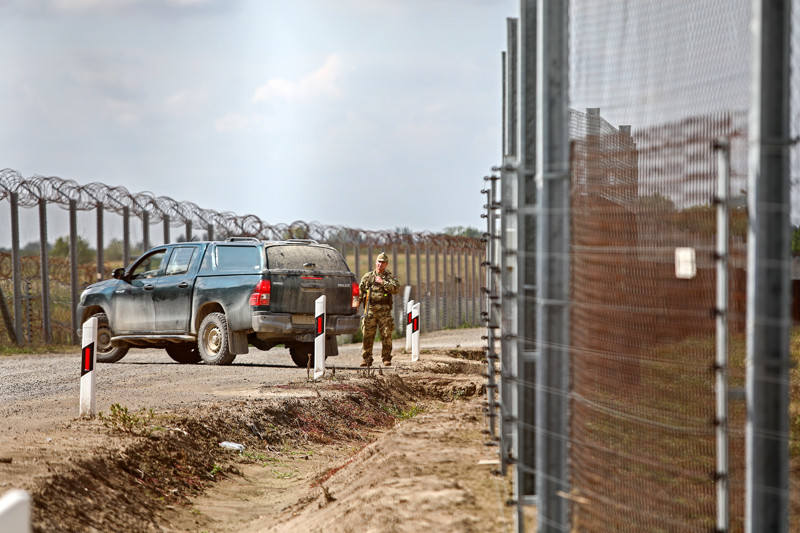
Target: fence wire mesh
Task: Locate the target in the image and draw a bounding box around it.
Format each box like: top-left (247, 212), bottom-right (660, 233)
top-left (562, 0), bottom-right (794, 530)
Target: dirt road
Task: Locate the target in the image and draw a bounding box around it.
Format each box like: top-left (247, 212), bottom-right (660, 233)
top-left (1, 329), bottom-right (534, 532)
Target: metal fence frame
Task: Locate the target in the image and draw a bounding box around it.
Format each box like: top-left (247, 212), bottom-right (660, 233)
top-left (0, 170), bottom-right (483, 346)
top-left (484, 1), bottom-right (794, 531)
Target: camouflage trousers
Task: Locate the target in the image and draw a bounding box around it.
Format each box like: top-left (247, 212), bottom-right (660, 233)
top-left (361, 305), bottom-right (394, 364)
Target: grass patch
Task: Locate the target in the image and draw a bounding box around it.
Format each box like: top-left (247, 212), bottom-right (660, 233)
top-left (383, 403), bottom-right (424, 420)
top-left (0, 343), bottom-right (75, 356)
top-left (98, 403), bottom-right (158, 436)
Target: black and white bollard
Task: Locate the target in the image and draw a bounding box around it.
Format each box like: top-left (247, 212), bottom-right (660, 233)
top-left (79, 317), bottom-right (98, 418)
top-left (0, 489), bottom-right (31, 533)
top-left (411, 302), bottom-right (420, 362)
top-left (405, 299), bottom-right (414, 352)
top-left (314, 295), bottom-right (326, 380)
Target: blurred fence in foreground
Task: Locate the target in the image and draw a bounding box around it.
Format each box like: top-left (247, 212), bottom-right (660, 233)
top-left (483, 1), bottom-right (797, 532)
top-left (0, 169), bottom-right (482, 345)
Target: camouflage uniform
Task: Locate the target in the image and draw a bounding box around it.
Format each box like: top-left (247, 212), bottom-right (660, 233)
top-left (359, 253), bottom-right (399, 366)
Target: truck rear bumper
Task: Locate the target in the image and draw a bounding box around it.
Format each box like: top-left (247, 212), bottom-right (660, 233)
top-left (252, 313), bottom-right (360, 336)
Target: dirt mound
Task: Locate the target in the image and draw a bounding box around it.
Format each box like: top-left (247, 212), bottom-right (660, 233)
top-left (25, 350), bottom-right (497, 532)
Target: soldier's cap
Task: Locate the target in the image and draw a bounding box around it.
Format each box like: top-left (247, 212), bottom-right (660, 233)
top-left (377, 252), bottom-right (389, 263)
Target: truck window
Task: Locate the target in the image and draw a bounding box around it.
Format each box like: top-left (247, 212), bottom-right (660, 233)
top-left (165, 247), bottom-right (197, 276)
top-left (215, 245), bottom-right (263, 271)
top-left (130, 250), bottom-right (167, 279)
top-left (266, 246), bottom-right (348, 271)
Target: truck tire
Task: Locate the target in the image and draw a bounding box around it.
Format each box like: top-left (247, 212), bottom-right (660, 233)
top-left (289, 342), bottom-right (321, 368)
top-left (198, 312), bottom-right (237, 365)
top-left (92, 312), bottom-right (129, 363)
top-left (166, 344), bottom-right (201, 364)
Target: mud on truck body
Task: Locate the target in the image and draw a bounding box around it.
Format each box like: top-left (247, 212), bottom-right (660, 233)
top-left (76, 238), bottom-right (361, 367)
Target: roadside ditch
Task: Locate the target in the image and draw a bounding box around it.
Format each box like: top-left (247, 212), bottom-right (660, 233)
top-left (28, 349), bottom-right (494, 532)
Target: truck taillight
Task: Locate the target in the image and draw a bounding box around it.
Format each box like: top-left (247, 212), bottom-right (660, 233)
top-left (249, 280), bottom-right (271, 306)
top-left (351, 282), bottom-right (359, 309)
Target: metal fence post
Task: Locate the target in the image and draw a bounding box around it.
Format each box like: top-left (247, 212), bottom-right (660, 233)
top-left (10, 192), bottom-right (22, 345)
top-left (435, 245), bottom-right (441, 330)
top-left (142, 211), bottom-right (150, 252)
top-left (441, 245), bottom-right (446, 329)
top-left (746, 1), bottom-right (792, 530)
top-left (501, 15), bottom-right (519, 481)
top-left (393, 246), bottom-right (401, 335)
top-left (425, 241), bottom-right (432, 331)
top-left (96, 203), bottom-right (104, 281)
top-left (69, 199), bottom-right (79, 345)
top-left (416, 242), bottom-right (423, 322)
top-left (534, 0), bottom-right (571, 529)
top-left (123, 206), bottom-right (130, 266)
top-left (516, 3), bottom-right (538, 527)
top-left (405, 240), bottom-right (412, 298)
top-left (484, 173), bottom-right (501, 440)
top-left (714, 138), bottom-right (731, 533)
top-left (40, 199), bottom-right (52, 343)
top-left (163, 214), bottom-right (170, 245)
top-left (355, 241), bottom-right (361, 281)
top-left (457, 247), bottom-right (464, 326)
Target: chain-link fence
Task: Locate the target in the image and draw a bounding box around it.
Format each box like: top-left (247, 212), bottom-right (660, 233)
top-left (484, 1), bottom-right (797, 531)
top-left (0, 170), bottom-right (483, 346)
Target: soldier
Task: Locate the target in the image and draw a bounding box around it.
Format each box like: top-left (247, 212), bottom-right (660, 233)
top-left (359, 252), bottom-right (400, 367)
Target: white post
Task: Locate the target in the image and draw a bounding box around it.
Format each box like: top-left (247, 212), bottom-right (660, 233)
top-left (0, 490), bottom-right (31, 533)
top-left (411, 302), bottom-right (421, 362)
top-left (314, 295), bottom-right (326, 380)
top-left (715, 138), bottom-right (731, 533)
top-left (405, 299), bottom-right (414, 352)
top-left (79, 317), bottom-right (98, 418)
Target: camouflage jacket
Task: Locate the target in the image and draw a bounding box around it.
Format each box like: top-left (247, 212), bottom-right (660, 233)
top-left (359, 269), bottom-right (399, 308)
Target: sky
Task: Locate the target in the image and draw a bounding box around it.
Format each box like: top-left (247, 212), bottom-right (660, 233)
top-left (1, 0), bottom-right (797, 252)
top-left (0, 0), bottom-right (517, 241)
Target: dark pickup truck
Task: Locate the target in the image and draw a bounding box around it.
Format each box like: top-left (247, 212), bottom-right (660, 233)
top-left (76, 238), bottom-right (361, 366)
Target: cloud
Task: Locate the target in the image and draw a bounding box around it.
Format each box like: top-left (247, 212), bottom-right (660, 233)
top-left (164, 85), bottom-right (211, 110)
top-left (252, 55), bottom-right (344, 105)
top-left (31, 0), bottom-right (235, 18)
top-left (215, 113), bottom-right (266, 132)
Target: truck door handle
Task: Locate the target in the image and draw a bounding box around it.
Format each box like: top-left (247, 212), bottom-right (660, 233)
top-left (144, 284), bottom-right (155, 291)
top-left (177, 282), bottom-right (189, 288)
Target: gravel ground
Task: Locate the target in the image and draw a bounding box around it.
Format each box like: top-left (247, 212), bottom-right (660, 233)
top-left (1, 327), bottom-right (536, 532)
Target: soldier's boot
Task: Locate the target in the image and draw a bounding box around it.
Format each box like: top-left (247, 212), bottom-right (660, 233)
top-left (360, 357), bottom-right (373, 367)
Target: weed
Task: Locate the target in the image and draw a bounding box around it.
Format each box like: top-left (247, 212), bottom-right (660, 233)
top-left (208, 463), bottom-right (223, 478)
top-left (241, 450), bottom-right (271, 463)
top-left (272, 468), bottom-right (296, 479)
top-left (382, 403), bottom-right (424, 420)
top-left (98, 403), bottom-right (156, 436)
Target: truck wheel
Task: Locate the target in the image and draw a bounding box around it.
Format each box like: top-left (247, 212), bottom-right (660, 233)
top-left (289, 342), bottom-right (321, 368)
top-left (92, 312), bottom-right (129, 363)
top-left (198, 312), bottom-right (237, 365)
top-left (166, 344), bottom-right (201, 364)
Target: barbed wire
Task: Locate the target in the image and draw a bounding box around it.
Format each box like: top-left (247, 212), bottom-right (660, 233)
top-left (0, 169), bottom-right (482, 250)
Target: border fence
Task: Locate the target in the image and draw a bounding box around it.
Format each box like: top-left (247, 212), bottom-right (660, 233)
top-left (0, 169), bottom-right (483, 346)
top-left (484, 1), bottom-right (796, 532)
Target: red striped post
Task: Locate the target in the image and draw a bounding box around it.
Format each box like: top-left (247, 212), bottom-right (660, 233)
top-left (411, 302), bottom-right (420, 362)
top-left (314, 295), bottom-right (326, 380)
top-left (405, 299), bottom-right (414, 352)
top-left (79, 317), bottom-right (97, 418)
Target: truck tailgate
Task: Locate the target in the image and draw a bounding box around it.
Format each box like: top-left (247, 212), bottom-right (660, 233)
top-left (269, 270), bottom-right (354, 315)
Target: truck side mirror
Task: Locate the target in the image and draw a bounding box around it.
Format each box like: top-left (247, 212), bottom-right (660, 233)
top-left (111, 267), bottom-right (125, 280)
